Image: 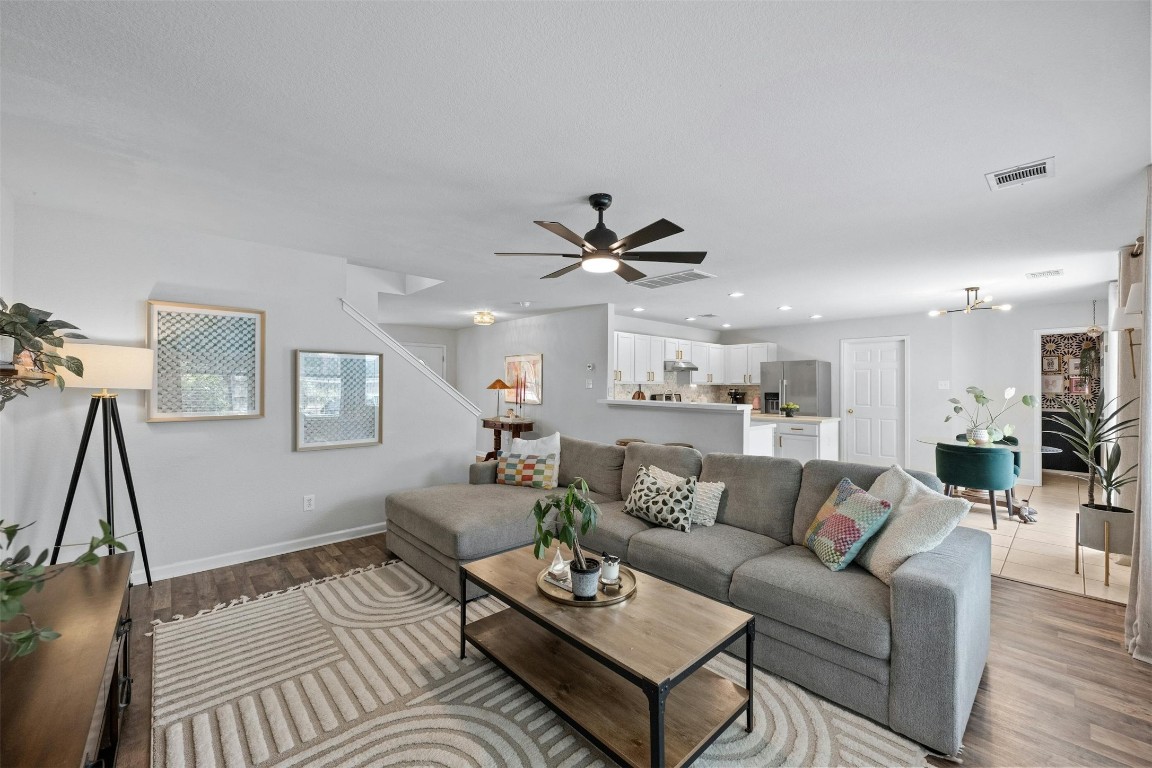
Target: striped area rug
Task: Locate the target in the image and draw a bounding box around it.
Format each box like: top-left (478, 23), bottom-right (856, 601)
top-left (151, 561), bottom-right (927, 767)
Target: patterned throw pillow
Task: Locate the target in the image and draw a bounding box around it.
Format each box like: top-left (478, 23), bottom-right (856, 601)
top-left (648, 465), bottom-right (725, 526)
top-left (804, 478), bottom-right (892, 571)
top-left (624, 466), bottom-right (696, 532)
top-left (495, 453), bottom-right (557, 489)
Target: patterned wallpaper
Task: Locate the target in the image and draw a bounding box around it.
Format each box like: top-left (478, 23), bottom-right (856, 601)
top-left (1040, 332), bottom-right (1101, 410)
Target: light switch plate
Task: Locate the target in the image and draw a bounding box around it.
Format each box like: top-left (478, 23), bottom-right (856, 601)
top-left (585, 379), bottom-right (593, 389)
top-left (938, 380), bottom-right (951, 390)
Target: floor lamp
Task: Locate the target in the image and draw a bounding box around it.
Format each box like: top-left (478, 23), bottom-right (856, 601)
top-left (51, 343), bottom-right (155, 587)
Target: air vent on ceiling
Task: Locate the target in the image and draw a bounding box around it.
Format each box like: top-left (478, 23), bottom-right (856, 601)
top-left (1026, 269), bottom-right (1064, 279)
top-left (699, 313), bottom-right (718, 318)
top-left (631, 269), bottom-right (717, 289)
top-left (985, 157), bottom-right (1053, 190)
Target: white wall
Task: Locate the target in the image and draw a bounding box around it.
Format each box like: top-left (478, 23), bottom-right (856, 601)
top-left (456, 305), bottom-right (746, 455)
top-left (4, 204), bottom-right (477, 581)
top-left (1, 186), bottom-right (14, 521)
top-left (723, 295), bottom-right (1107, 482)
top-left (379, 324), bottom-right (458, 386)
top-left (613, 314), bottom-right (721, 342)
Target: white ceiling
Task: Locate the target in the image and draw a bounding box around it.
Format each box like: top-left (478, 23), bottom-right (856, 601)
top-left (2, 1), bottom-right (1148, 330)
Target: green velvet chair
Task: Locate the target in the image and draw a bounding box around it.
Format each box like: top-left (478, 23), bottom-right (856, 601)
top-left (936, 442), bottom-right (1017, 529)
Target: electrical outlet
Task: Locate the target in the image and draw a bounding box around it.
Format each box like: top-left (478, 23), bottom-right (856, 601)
top-left (303, 494), bottom-right (316, 512)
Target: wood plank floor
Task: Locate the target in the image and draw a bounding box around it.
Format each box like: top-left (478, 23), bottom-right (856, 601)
top-left (117, 533), bottom-right (1151, 768)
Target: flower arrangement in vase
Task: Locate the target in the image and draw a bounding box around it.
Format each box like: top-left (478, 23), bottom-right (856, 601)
top-left (946, 386), bottom-right (1037, 444)
top-left (782, 402), bottom-right (800, 417)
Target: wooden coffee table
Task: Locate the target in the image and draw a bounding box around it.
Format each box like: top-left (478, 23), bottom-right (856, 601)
top-left (460, 546), bottom-right (755, 768)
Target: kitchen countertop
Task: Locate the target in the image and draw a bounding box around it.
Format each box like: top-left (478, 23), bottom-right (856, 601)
top-left (599, 399), bottom-right (752, 413)
top-left (751, 414), bottom-right (841, 424)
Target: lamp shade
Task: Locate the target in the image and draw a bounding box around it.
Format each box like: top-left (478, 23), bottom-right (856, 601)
top-left (59, 343), bottom-right (154, 391)
top-left (486, 378), bottom-right (513, 390)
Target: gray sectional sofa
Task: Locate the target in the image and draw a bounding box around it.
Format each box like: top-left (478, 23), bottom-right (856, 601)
top-left (385, 435), bottom-right (991, 757)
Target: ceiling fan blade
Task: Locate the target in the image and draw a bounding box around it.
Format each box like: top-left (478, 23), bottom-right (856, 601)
top-left (535, 221), bottom-right (594, 252)
top-left (615, 262), bottom-right (647, 282)
top-left (619, 251), bottom-right (707, 264)
top-left (540, 263), bottom-right (583, 280)
top-left (495, 252), bottom-right (581, 258)
top-left (609, 219), bottom-right (684, 253)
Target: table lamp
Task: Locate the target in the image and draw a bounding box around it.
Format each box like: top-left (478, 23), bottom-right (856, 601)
top-left (52, 342), bottom-right (155, 586)
top-left (485, 378), bottom-right (512, 416)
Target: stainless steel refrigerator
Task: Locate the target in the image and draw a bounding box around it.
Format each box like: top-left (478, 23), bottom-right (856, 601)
top-left (759, 360), bottom-right (832, 416)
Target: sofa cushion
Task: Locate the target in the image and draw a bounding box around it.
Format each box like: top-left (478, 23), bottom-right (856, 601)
top-left (649, 465), bottom-right (724, 526)
top-left (627, 523), bottom-right (784, 602)
top-left (792, 460), bottom-right (942, 547)
top-left (700, 454), bottom-right (802, 543)
top-left (495, 453), bottom-right (558, 489)
top-left (558, 436), bottom-right (625, 500)
top-left (385, 483), bottom-right (545, 560)
top-left (624, 467), bottom-right (695, 532)
top-left (621, 443), bottom-right (703, 501)
top-left (730, 545), bottom-right (892, 660)
top-left (803, 478), bottom-right (892, 571)
top-left (577, 501), bottom-right (651, 560)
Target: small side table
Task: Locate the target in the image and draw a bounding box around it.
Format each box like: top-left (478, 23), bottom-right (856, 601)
top-left (481, 417), bottom-right (535, 460)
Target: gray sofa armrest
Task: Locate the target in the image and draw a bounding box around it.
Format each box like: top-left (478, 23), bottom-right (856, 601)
top-left (888, 526), bottom-right (990, 756)
top-left (469, 460), bottom-right (498, 485)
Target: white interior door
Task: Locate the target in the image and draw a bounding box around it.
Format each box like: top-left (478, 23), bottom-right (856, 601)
top-left (841, 338), bottom-right (907, 466)
top-left (401, 343), bottom-right (446, 380)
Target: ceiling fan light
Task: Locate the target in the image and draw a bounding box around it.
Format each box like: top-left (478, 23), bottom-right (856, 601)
top-left (582, 256), bottom-right (619, 273)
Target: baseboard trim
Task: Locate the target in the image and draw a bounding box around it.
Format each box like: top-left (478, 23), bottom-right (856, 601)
top-left (130, 522), bottom-right (388, 584)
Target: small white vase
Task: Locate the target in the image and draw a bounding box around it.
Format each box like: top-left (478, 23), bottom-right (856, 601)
top-left (970, 428), bottom-right (990, 445)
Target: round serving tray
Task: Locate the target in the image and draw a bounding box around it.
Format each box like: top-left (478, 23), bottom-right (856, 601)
top-left (536, 566), bottom-right (637, 607)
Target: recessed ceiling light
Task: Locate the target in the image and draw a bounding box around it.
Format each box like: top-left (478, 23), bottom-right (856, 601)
top-left (632, 307), bottom-right (645, 312)
top-left (778, 305), bottom-right (792, 311)
top-left (729, 292), bottom-right (744, 298)
top-left (809, 314), bottom-right (822, 319)
top-left (722, 323), bottom-right (732, 328)
top-left (685, 317), bottom-right (696, 322)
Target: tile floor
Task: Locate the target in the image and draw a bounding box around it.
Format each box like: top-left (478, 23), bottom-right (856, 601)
top-left (956, 471), bottom-right (1131, 604)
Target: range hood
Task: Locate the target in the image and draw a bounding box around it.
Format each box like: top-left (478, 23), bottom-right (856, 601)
top-left (664, 359), bottom-right (699, 372)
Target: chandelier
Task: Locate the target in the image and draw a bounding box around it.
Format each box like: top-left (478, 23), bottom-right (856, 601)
top-left (928, 287), bottom-right (1012, 317)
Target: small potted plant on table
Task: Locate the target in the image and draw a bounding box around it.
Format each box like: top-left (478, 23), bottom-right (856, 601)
top-left (530, 478), bottom-right (601, 600)
top-left (782, 402), bottom-right (800, 417)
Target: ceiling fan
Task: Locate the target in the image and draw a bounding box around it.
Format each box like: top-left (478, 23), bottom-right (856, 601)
top-left (495, 193), bottom-right (706, 282)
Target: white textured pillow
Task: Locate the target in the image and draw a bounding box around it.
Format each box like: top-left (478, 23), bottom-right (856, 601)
top-left (649, 465), bottom-right (725, 527)
top-left (857, 465), bottom-right (971, 585)
top-left (510, 431), bottom-right (560, 466)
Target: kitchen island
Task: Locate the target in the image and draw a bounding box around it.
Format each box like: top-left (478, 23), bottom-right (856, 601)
top-left (597, 399), bottom-right (774, 456)
top-left (749, 414), bottom-right (840, 462)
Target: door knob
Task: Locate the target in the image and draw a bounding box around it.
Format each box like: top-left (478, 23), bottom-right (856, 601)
top-left (847, 408), bottom-right (854, 414)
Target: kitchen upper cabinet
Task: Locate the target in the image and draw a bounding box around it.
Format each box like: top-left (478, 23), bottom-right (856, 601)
top-left (725, 342), bottom-right (777, 384)
top-left (708, 344), bottom-right (725, 385)
top-left (689, 342), bottom-right (725, 384)
top-left (645, 335), bottom-right (666, 383)
top-left (613, 332), bottom-right (638, 384)
top-left (665, 338), bottom-right (690, 362)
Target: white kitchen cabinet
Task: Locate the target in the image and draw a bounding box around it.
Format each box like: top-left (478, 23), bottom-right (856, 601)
top-left (725, 342), bottom-right (777, 384)
top-left (665, 338), bottom-right (690, 362)
top-left (689, 341), bottom-right (710, 384)
top-left (746, 424), bottom-right (776, 456)
top-left (612, 332), bottom-right (638, 384)
top-left (646, 335), bottom-right (667, 383)
top-left (708, 344), bottom-right (726, 385)
top-left (769, 419), bottom-right (840, 464)
top-left (634, 334), bottom-right (652, 384)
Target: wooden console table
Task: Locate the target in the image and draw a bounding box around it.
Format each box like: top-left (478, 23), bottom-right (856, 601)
top-left (481, 416), bottom-right (534, 460)
top-left (1, 552), bottom-right (134, 768)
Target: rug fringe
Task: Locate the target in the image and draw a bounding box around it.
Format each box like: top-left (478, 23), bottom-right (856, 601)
top-left (145, 558), bottom-right (402, 635)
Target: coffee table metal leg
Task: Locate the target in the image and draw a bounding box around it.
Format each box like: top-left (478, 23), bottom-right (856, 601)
top-left (648, 683), bottom-right (667, 767)
top-left (745, 620), bottom-right (755, 731)
top-left (459, 568), bottom-right (467, 659)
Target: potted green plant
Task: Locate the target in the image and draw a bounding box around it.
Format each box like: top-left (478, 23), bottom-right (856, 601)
top-left (1, 519), bottom-right (124, 658)
top-left (946, 386), bottom-right (1037, 444)
top-left (530, 478), bottom-right (601, 600)
top-left (1043, 394), bottom-right (1138, 506)
top-left (0, 299), bottom-right (86, 411)
top-left (782, 402), bottom-right (800, 417)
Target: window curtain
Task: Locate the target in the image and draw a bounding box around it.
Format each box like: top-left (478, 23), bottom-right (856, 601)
top-left (1125, 167), bottom-right (1150, 663)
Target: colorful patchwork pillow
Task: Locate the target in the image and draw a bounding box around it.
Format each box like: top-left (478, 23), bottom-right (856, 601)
top-left (648, 465), bottom-right (724, 526)
top-left (624, 465), bottom-right (696, 532)
top-left (495, 453), bottom-right (557, 489)
top-left (804, 478), bottom-right (892, 571)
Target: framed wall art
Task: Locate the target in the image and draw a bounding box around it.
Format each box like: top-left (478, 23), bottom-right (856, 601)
top-left (1041, 356), bottom-right (1060, 373)
top-left (1041, 375), bottom-right (1064, 395)
top-left (1067, 375), bottom-right (1089, 396)
top-left (295, 351), bottom-right (382, 451)
top-left (503, 353), bottom-right (543, 405)
top-left (147, 301), bottom-right (265, 422)
top-left (1066, 357), bottom-right (1082, 376)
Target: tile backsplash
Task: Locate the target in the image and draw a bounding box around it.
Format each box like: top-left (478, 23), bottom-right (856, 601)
top-left (613, 372), bottom-right (760, 405)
